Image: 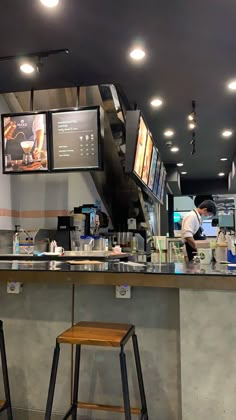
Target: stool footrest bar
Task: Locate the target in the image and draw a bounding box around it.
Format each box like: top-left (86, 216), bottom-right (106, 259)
top-left (78, 401), bottom-right (141, 414)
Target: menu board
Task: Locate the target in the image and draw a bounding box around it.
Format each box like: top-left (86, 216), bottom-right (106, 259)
top-left (157, 163), bottom-right (164, 199)
top-left (160, 168), bottom-right (167, 202)
top-left (2, 112), bottom-right (48, 173)
top-left (142, 133), bottom-right (153, 185)
top-left (148, 147), bottom-right (158, 190)
top-left (133, 117), bottom-right (148, 178)
top-left (153, 157), bottom-right (162, 196)
top-left (51, 108), bottom-right (101, 170)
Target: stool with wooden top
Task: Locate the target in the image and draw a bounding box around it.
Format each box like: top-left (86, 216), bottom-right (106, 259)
top-left (45, 321), bottom-right (148, 420)
top-left (0, 321), bottom-right (13, 419)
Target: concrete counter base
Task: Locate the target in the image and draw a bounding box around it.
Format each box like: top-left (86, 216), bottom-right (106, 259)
top-left (0, 264), bottom-right (235, 419)
top-left (0, 283), bottom-right (181, 419)
top-left (180, 289), bottom-right (236, 420)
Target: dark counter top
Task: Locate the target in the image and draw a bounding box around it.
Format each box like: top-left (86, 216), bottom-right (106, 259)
top-left (0, 260), bottom-right (236, 290)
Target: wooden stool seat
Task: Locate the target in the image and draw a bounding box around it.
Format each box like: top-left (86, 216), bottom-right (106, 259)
top-left (45, 321), bottom-right (148, 420)
top-left (0, 400), bottom-right (5, 409)
top-left (57, 321), bottom-right (134, 347)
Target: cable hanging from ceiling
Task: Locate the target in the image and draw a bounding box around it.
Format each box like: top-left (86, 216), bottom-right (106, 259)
top-left (188, 100), bottom-right (196, 155)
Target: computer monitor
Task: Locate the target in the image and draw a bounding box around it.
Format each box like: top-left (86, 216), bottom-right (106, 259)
top-left (201, 220), bottom-right (218, 237)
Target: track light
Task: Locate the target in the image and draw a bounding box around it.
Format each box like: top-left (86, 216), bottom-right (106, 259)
top-left (188, 113), bottom-right (194, 121)
top-left (20, 63), bottom-right (36, 74)
top-left (188, 100), bottom-right (197, 154)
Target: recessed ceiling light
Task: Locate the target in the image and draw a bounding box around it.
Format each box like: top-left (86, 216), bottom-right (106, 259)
top-left (181, 172), bottom-right (187, 175)
top-left (218, 172), bottom-right (225, 177)
top-left (164, 129), bottom-right (174, 137)
top-left (177, 163), bottom-right (184, 167)
top-left (228, 80), bottom-right (236, 90)
top-left (40, 0), bottom-right (59, 7)
top-left (220, 157), bottom-right (228, 161)
top-left (20, 63), bottom-right (36, 74)
top-left (222, 130), bottom-right (233, 137)
top-left (130, 48), bottom-right (146, 61)
top-left (189, 123), bottom-right (196, 130)
top-left (170, 146), bottom-right (179, 153)
top-left (150, 98), bottom-right (163, 108)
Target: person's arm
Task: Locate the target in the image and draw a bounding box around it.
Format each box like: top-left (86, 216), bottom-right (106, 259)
top-left (185, 236), bottom-right (197, 251)
top-left (182, 214), bottom-right (198, 251)
top-left (34, 129), bottom-right (44, 152)
top-left (33, 115), bottom-right (45, 159)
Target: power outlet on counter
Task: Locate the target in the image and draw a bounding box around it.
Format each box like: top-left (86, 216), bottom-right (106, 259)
top-left (7, 282), bottom-right (23, 294)
top-left (115, 285), bottom-right (131, 299)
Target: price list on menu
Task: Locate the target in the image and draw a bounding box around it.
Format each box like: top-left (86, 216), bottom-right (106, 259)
top-left (51, 109), bottom-right (100, 170)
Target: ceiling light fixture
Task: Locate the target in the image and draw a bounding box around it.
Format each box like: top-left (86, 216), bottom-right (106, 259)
top-left (220, 157), bottom-right (228, 161)
top-left (222, 130), bottom-right (233, 137)
top-left (177, 163), bottom-right (184, 167)
top-left (20, 63), bottom-right (36, 74)
top-left (150, 98), bottom-right (163, 108)
top-left (188, 100), bottom-right (197, 155)
top-left (0, 49), bottom-right (69, 76)
top-left (181, 172), bottom-right (187, 175)
top-left (40, 0), bottom-right (59, 7)
top-left (218, 172), bottom-right (225, 177)
top-left (164, 129), bottom-right (174, 137)
top-left (130, 48), bottom-right (146, 61)
top-left (170, 146), bottom-right (179, 153)
top-left (228, 80), bottom-right (236, 90)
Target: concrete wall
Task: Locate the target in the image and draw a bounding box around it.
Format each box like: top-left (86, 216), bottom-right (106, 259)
top-left (180, 289), bottom-right (236, 420)
top-left (11, 171), bottom-right (106, 230)
top-left (0, 284), bottom-right (181, 419)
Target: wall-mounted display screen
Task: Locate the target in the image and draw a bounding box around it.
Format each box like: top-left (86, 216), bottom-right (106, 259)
top-left (51, 108), bottom-right (101, 170)
top-left (133, 117), bottom-right (148, 178)
top-left (153, 157), bottom-right (162, 196)
top-left (142, 133), bottom-right (153, 185)
top-left (160, 167), bottom-right (167, 202)
top-left (2, 112), bottom-right (49, 173)
top-left (148, 147), bottom-right (158, 190)
top-left (126, 110), bottom-right (167, 204)
top-left (157, 162), bottom-right (164, 199)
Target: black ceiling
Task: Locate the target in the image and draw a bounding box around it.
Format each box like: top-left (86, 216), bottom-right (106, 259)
top-left (1, 0), bottom-right (236, 183)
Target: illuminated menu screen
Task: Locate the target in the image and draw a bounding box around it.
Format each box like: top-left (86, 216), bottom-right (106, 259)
top-left (133, 117), bottom-right (148, 178)
top-left (153, 157), bottom-right (162, 196)
top-left (157, 163), bottom-right (164, 199)
top-left (51, 109), bottom-right (100, 170)
top-left (2, 112), bottom-right (48, 173)
top-left (142, 133), bottom-right (153, 185)
top-left (148, 147), bottom-right (158, 190)
top-left (160, 168), bottom-right (167, 202)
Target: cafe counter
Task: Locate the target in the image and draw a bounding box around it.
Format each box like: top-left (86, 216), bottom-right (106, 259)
top-left (0, 260), bottom-right (235, 420)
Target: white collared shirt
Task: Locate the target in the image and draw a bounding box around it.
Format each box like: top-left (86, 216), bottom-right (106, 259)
top-left (181, 210), bottom-right (201, 242)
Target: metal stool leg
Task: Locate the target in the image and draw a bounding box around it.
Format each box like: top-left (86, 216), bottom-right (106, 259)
top-left (45, 342), bottom-right (60, 420)
top-left (120, 347), bottom-right (131, 420)
top-left (71, 344), bottom-right (81, 420)
top-left (0, 321), bottom-right (13, 420)
top-left (132, 334), bottom-right (148, 419)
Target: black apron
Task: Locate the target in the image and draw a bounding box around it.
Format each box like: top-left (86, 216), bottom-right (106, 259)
top-left (185, 210), bottom-right (206, 261)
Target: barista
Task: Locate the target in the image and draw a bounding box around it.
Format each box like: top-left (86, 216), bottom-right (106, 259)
top-left (181, 200), bottom-right (216, 261)
top-left (4, 114), bottom-right (45, 160)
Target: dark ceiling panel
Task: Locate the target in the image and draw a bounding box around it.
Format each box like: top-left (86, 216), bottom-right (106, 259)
top-left (0, 0), bottom-right (236, 183)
